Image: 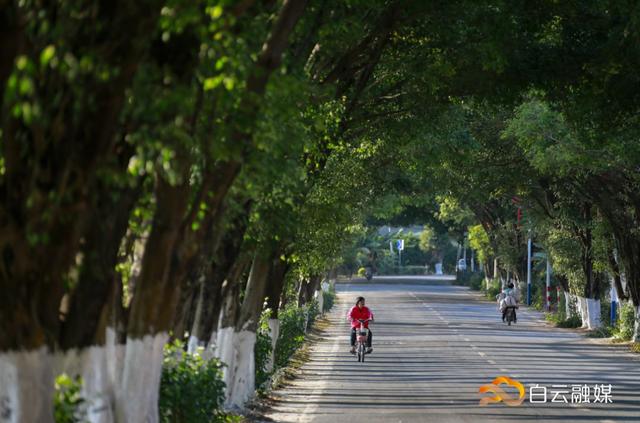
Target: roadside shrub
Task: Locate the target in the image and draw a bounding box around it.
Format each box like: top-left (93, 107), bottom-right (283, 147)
top-left (485, 279), bottom-right (501, 301)
top-left (159, 340), bottom-right (226, 423)
top-left (255, 309), bottom-right (273, 388)
top-left (322, 289), bottom-right (335, 312)
top-left (54, 374), bottom-right (85, 423)
top-left (387, 266), bottom-right (427, 275)
top-left (357, 267), bottom-right (366, 277)
top-left (614, 301), bottom-right (635, 341)
top-left (274, 301), bottom-right (318, 369)
top-left (546, 312), bottom-right (582, 328)
top-left (455, 272), bottom-right (484, 290)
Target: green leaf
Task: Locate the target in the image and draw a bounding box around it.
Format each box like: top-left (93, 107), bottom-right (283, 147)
top-left (40, 45), bottom-right (56, 67)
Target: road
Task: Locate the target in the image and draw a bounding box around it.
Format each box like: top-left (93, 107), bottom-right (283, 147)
top-left (261, 277), bottom-right (640, 422)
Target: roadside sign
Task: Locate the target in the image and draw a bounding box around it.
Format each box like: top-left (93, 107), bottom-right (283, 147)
top-left (396, 239), bottom-right (404, 251)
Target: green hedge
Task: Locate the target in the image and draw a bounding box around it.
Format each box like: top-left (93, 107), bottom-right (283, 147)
top-left (159, 340), bottom-right (227, 423)
top-left (274, 301), bottom-right (319, 369)
top-left (615, 301), bottom-right (636, 341)
top-left (323, 289), bottom-right (335, 312)
top-left (255, 310), bottom-right (273, 388)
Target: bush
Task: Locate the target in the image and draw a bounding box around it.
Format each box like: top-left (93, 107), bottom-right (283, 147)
top-left (274, 301), bottom-right (318, 369)
top-left (357, 267), bottom-right (366, 277)
top-left (546, 312), bottom-right (582, 328)
top-left (159, 340), bottom-right (227, 423)
top-left (614, 301), bottom-right (636, 341)
top-left (322, 289), bottom-right (335, 312)
top-left (485, 279), bottom-right (502, 300)
top-left (455, 272), bottom-right (485, 290)
top-left (255, 309), bottom-right (273, 388)
top-left (384, 266), bottom-right (427, 275)
top-left (54, 374), bottom-right (85, 423)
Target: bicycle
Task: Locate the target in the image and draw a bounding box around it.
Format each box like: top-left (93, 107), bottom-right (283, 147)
top-left (355, 318), bottom-right (371, 362)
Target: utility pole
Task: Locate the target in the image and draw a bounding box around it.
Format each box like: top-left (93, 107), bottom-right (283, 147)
top-left (610, 278), bottom-right (618, 326)
top-left (527, 237), bottom-right (532, 306)
top-left (545, 257), bottom-right (551, 311)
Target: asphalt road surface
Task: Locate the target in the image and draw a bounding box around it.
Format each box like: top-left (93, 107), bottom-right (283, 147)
top-left (262, 277), bottom-right (640, 422)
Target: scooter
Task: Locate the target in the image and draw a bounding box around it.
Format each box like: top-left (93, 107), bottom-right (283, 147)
top-left (504, 306), bottom-right (518, 325)
top-left (364, 266), bottom-right (373, 281)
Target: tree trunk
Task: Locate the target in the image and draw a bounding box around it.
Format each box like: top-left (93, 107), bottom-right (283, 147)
top-left (634, 305), bottom-right (640, 343)
top-left (265, 255), bottom-right (289, 320)
top-left (261, 248), bottom-right (288, 375)
top-left (116, 174), bottom-right (189, 422)
top-left (608, 248), bottom-right (628, 301)
top-left (225, 251), bottom-right (272, 409)
top-left (214, 255), bottom-right (250, 406)
top-left (61, 176), bottom-right (141, 350)
top-left (0, 348), bottom-right (55, 423)
top-left (197, 205), bottom-right (252, 355)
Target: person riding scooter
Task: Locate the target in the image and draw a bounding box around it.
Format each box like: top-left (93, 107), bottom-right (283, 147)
top-left (497, 282), bottom-right (518, 322)
top-left (348, 296), bottom-right (374, 354)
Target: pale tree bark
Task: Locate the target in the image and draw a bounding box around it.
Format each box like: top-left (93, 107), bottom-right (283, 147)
top-left (224, 251), bottom-right (272, 409)
top-left (116, 174), bottom-right (190, 422)
top-left (0, 2), bottom-right (161, 420)
top-left (214, 255), bottom-right (250, 405)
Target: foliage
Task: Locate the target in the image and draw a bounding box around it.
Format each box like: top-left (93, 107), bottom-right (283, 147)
top-left (254, 309), bottom-right (273, 389)
top-left (614, 301), bottom-right (636, 341)
top-left (463, 272), bottom-right (485, 291)
top-left (468, 225), bottom-right (493, 266)
top-left (485, 279), bottom-right (502, 301)
top-left (53, 374), bottom-right (85, 423)
top-left (159, 341), bottom-right (227, 423)
top-left (274, 301), bottom-right (319, 369)
top-left (322, 290), bottom-right (336, 313)
top-left (545, 312), bottom-right (582, 329)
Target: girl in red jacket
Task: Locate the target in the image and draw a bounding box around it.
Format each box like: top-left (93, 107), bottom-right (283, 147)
top-left (348, 296), bottom-right (374, 354)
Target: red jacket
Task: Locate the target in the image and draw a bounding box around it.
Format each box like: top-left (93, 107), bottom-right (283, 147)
top-left (348, 305), bottom-right (374, 329)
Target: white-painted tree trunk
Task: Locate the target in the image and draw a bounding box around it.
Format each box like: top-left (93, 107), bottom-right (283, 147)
top-left (55, 345), bottom-right (118, 423)
top-left (576, 296), bottom-right (588, 328)
top-left (215, 326), bottom-right (236, 391)
top-left (315, 289), bottom-right (324, 315)
top-left (265, 318), bottom-right (280, 373)
top-left (187, 335), bottom-right (201, 355)
top-left (115, 333), bottom-right (168, 423)
top-left (0, 347), bottom-right (55, 423)
top-left (224, 331), bottom-right (256, 410)
top-left (634, 305), bottom-right (640, 342)
top-left (563, 292), bottom-right (572, 317)
top-left (216, 327), bottom-right (259, 410)
top-left (584, 298), bottom-right (602, 329)
top-left (201, 329), bottom-right (218, 361)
